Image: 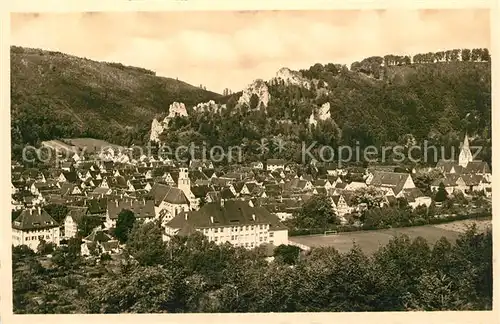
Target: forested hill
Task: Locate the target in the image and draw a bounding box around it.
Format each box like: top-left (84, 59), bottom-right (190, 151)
top-left (11, 46), bottom-right (491, 165)
top-left (10, 46), bottom-right (222, 152)
top-left (164, 48), bottom-right (491, 165)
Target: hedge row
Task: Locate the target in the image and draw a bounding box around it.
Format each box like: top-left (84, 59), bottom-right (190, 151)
top-left (288, 211), bottom-right (491, 237)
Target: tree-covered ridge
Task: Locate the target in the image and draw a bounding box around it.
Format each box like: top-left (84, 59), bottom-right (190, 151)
top-left (12, 223), bottom-right (492, 313)
top-left (11, 46), bottom-right (491, 166)
top-left (10, 46), bottom-right (222, 149)
top-left (347, 47), bottom-right (490, 79)
top-left (162, 47), bottom-right (491, 165)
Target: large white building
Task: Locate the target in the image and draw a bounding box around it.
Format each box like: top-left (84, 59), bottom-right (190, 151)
top-left (164, 200), bottom-right (288, 248)
top-left (366, 171), bottom-right (416, 197)
top-left (12, 207), bottom-right (60, 250)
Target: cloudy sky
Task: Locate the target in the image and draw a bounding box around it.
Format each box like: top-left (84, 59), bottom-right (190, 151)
top-left (11, 10), bottom-right (490, 93)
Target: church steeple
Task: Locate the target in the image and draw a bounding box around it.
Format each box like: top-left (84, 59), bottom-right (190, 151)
top-left (458, 133), bottom-right (473, 167)
top-left (178, 167), bottom-right (191, 196)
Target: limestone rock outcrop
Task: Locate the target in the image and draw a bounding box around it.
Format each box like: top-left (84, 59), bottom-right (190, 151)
top-left (150, 102), bottom-right (188, 142)
top-left (193, 100), bottom-right (223, 113)
top-left (238, 79), bottom-right (270, 110)
top-left (273, 67), bottom-right (311, 89)
top-left (308, 102), bottom-right (331, 127)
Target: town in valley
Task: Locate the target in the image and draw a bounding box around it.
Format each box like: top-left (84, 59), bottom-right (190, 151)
top-left (9, 10), bottom-right (493, 314)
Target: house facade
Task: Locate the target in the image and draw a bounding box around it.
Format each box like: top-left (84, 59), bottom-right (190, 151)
top-left (105, 198), bottom-right (156, 228)
top-left (63, 207), bottom-right (88, 238)
top-left (150, 183), bottom-right (191, 222)
top-left (12, 208), bottom-right (60, 250)
top-left (266, 159), bottom-right (285, 172)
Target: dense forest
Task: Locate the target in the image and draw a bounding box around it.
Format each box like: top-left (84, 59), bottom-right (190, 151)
top-left (13, 222), bottom-right (492, 313)
top-left (11, 46), bottom-right (491, 165)
top-left (163, 47), bottom-right (491, 165)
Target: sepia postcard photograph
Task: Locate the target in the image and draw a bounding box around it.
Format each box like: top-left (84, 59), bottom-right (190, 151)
top-left (2, 2), bottom-right (496, 321)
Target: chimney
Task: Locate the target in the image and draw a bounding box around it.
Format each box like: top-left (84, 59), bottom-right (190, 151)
top-left (252, 214), bottom-right (256, 221)
top-left (220, 198), bottom-right (225, 208)
top-left (37, 207), bottom-right (41, 214)
top-left (185, 213), bottom-right (188, 221)
top-left (115, 200), bottom-right (118, 207)
top-left (210, 216), bottom-right (214, 223)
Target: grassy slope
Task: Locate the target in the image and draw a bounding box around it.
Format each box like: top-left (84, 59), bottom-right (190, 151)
top-left (10, 46), bottom-right (222, 145)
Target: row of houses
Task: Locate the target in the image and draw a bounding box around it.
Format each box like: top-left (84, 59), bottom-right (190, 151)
top-left (12, 133), bottom-right (491, 254)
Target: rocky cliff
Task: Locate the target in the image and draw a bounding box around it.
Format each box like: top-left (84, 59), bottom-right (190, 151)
top-left (150, 102), bottom-right (189, 142)
top-left (167, 102), bottom-right (188, 118)
top-left (273, 67), bottom-right (311, 89)
top-left (308, 102), bottom-right (331, 127)
top-left (238, 79), bottom-right (270, 109)
top-left (193, 100), bottom-right (225, 113)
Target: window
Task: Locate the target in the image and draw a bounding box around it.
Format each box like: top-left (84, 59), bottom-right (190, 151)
top-left (270, 240), bottom-right (274, 244)
top-left (214, 237), bottom-right (218, 242)
top-left (215, 228), bottom-right (218, 233)
top-left (269, 232), bottom-right (274, 237)
top-left (231, 235), bottom-right (234, 240)
top-left (259, 237), bottom-right (263, 242)
top-left (245, 226), bottom-right (248, 231)
top-left (251, 225), bottom-right (254, 230)
top-left (220, 228), bottom-right (224, 233)
top-left (245, 243), bottom-right (249, 247)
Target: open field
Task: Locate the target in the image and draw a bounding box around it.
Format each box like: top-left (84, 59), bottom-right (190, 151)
top-left (63, 138), bottom-right (124, 154)
top-left (289, 219), bottom-right (492, 255)
top-left (432, 219), bottom-right (492, 233)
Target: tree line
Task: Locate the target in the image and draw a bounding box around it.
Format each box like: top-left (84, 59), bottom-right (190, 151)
top-left (284, 190), bottom-right (490, 236)
top-left (349, 48), bottom-right (490, 78)
top-left (12, 219), bottom-right (492, 313)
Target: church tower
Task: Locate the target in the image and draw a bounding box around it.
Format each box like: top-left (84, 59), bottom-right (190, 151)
top-left (177, 167), bottom-right (199, 210)
top-left (178, 168), bottom-right (191, 196)
top-left (458, 133), bottom-right (473, 167)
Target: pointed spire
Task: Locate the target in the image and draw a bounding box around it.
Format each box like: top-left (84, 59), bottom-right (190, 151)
top-left (463, 133), bottom-right (470, 149)
top-left (458, 132), bottom-right (473, 167)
